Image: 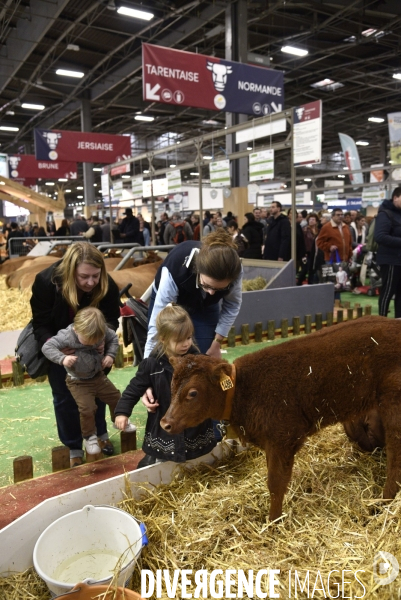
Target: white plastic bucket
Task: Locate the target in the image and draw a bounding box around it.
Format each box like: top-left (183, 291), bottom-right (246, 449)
top-left (33, 505), bottom-right (147, 597)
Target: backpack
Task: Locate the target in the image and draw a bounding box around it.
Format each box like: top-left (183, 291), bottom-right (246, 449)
top-left (172, 221), bottom-right (188, 244)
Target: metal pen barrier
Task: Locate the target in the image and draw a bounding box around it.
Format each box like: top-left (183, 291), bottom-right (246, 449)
top-left (8, 236), bottom-right (85, 258)
top-left (96, 244), bottom-right (174, 270)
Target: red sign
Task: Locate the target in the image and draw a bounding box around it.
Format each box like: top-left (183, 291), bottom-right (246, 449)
top-left (110, 163), bottom-right (131, 176)
top-left (142, 43), bottom-right (284, 116)
top-left (8, 155), bottom-right (77, 180)
top-left (35, 130), bottom-right (131, 164)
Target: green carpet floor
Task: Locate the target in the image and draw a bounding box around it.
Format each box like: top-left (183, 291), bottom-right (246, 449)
top-left (0, 289), bottom-right (389, 488)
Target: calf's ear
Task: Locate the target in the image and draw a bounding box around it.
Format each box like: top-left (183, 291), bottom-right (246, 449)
top-left (212, 362), bottom-right (232, 382)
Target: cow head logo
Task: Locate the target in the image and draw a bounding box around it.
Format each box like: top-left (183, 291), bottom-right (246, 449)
top-left (43, 131), bottom-right (62, 149)
top-left (296, 107), bottom-right (305, 121)
top-left (207, 61), bottom-right (232, 92)
top-left (9, 155), bottom-right (21, 178)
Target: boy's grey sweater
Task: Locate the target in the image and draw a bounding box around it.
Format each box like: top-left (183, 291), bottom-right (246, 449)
top-left (42, 324), bottom-right (119, 380)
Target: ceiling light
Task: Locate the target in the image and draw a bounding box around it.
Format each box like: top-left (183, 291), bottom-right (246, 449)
top-left (45, 182), bottom-right (55, 186)
top-left (56, 68), bottom-right (84, 78)
top-left (66, 43), bottom-right (80, 51)
top-left (77, 195), bottom-right (84, 198)
top-left (65, 189), bottom-right (71, 192)
top-left (392, 73), bottom-right (401, 80)
top-left (169, 164), bottom-right (176, 168)
top-left (356, 141), bottom-right (369, 146)
top-left (343, 167), bottom-right (348, 170)
top-left (5, 110), bottom-right (14, 115)
top-left (0, 125), bottom-right (19, 131)
top-left (77, 186), bottom-right (83, 189)
top-left (304, 178), bottom-right (312, 182)
top-left (22, 103), bottom-right (45, 110)
top-left (202, 155), bottom-right (213, 160)
top-left (117, 7), bottom-right (154, 20)
top-left (281, 45), bottom-right (308, 57)
top-left (122, 175), bottom-right (130, 178)
top-left (143, 169), bottom-right (149, 173)
top-left (134, 115), bottom-right (154, 122)
top-left (310, 79), bottom-right (343, 91)
top-left (93, 167), bottom-right (102, 171)
top-left (190, 172), bottom-right (198, 175)
top-left (368, 117), bottom-right (385, 123)
top-left (247, 146), bottom-right (252, 151)
top-left (58, 178), bottom-right (68, 182)
top-left (94, 183), bottom-right (98, 186)
top-left (337, 175), bottom-right (345, 178)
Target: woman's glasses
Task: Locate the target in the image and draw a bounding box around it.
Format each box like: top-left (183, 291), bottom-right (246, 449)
top-left (198, 275), bottom-right (232, 292)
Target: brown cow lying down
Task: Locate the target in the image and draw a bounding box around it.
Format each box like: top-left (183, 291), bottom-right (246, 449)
top-left (161, 316), bottom-right (401, 521)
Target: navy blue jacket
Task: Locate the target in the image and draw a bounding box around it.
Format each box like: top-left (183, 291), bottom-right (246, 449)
top-left (374, 199), bottom-right (401, 266)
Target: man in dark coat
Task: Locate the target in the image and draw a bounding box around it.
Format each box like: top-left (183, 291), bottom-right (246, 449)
top-left (262, 201), bottom-right (291, 261)
top-left (118, 207), bottom-right (143, 244)
top-left (374, 186), bottom-right (401, 317)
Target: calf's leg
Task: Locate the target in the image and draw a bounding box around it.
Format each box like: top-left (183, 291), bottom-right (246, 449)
top-left (265, 445), bottom-right (296, 521)
top-left (381, 410), bottom-right (401, 499)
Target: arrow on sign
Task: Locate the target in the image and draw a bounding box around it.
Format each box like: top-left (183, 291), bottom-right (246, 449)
top-left (271, 102), bottom-right (282, 113)
top-left (146, 83), bottom-right (161, 100)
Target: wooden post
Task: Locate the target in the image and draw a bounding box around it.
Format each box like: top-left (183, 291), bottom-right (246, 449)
top-left (12, 361), bottom-right (24, 386)
top-left (281, 319), bottom-right (288, 338)
top-left (121, 431), bottom-right (137, 453)
top-left (227, 326), bottom-right (236, 348)
top-left (267, 320), bottom-right (275, 341)
top-left (13, 456), bottom-right (33, 483)
top-left (356, 307), bottom-right (363, 319)
top-left (347, 308), bottom-right (354, 321)
top-left (114, 344), bottom-right (124, 369)
top-left (52, 446), bottom-right (70, 472)
top-left (315, 313), bottom-right (322, 330)
top-left (241, 324), bottom-right (250, 345)
top-left (326, 312), bottom-right (333, 327)
top-left (304, 315), bottom-right (312, 334)
top-left (254, 322), bottom-right (263, 343)
top-left (292, 316), bottom-right (300, 336)
top-left (343, 300), bottom-right (351, 309)
top-left (337, 310), bottom-right (343, 323)
top-left (365, 305), bottom-right (372, 316)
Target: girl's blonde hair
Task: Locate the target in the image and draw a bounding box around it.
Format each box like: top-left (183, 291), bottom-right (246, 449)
top-left (73, 307), bottom-right (106, 344)
top-left (196, 229), bottom-right (241, 281)
top-left (53, 242), bottom-right (108, 312)
top-left (154, 304), bottom-right (195, 357)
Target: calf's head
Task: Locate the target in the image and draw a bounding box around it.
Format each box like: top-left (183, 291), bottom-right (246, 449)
top-left (161, 354), bottom-right (233, 435)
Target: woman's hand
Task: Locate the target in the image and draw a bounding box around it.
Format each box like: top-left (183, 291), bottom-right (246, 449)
top-left (141, 387), bottom-right (159, 413)
top-left (101, 355), bottom-right (114, 369)
top-left (63, 355), bottom-right (77, 368)
top-left (61, 347), bottom-right (75, 355)
top-left (114, 415), bottom-right (128, 430)
top-left (206, 340), bottom-right (222, 359)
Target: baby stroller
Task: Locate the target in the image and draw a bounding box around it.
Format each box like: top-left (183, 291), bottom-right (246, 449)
top-left (355, 251), bottom-right (382, 296)
top-left (119, 283), bottom-right (148, 365)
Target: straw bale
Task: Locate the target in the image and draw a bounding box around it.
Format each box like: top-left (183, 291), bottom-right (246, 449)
top-left (1, 426), bottom-right (400, 599)
top-left (242, 276), bottom-right (267, 291)
top-left (0, 275), bottom-right (32, 332)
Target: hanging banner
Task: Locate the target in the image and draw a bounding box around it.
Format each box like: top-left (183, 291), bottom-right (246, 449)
top-left (338, 133), bottom-right (363, 185)
top-left (0, 153), bottom-right (9, 178)
top-left (131, 176), bottom-right (143, 199)
top-left (112, 179), bottom-right (124, 202)
top-left (8, 154), bottom-right (77, 180)
top-left (293, 101), bottom-right (322, 166)
top-left (388, 112), bottom-right (401, 165)
top-left (142, 43), bottom-right (284, 117)
top-left (209, 159), bottom-right (230, 188)
top-left (110, 163), bottom-right (130, 176)
top-left (370, 164), bottom-right (384, 183)
top-left (34, 129), bottom-right (131, 164)
top-left (362, 188), bottom-right (386, 204)
top-left (166, 169), bottom-right (182, 193)
top-left (101, 173), bottom-right (110, 199)
top-left (249, 149), bottom-right (274, 181)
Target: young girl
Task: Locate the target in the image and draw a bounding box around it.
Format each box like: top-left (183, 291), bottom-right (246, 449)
top-left (114, 304), bottom-right (217, 468)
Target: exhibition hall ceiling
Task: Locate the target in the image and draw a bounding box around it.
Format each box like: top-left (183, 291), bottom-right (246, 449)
top-left (1, 0), bottom-right (401, 179)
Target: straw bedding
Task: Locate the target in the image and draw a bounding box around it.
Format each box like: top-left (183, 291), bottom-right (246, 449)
top-left (0, 275), bottom-right (32, 333)
top-left (2, 425), bottom-right (399, 599)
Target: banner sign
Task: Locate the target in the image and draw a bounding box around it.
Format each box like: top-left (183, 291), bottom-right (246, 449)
top-left (338, 133), bottom-right (363, 185)
top-left (131, 176), bottom-right (143, 199)
top-left (110, 163), bottom-right (130, 176)
top-left (143, 178), bottom-right (168, 198)
top-left (8, 154), bottom-right (77, 180)
top-left (142, 43), bottom-right (284, 117)
top-left (111, 179), bottom-right (123, 202)
top-left (249, 149), bottom-right (274, 181)
top-left (0, 153), bottom-right (9, 178)
top-left (210, 160), bottom-right (230, 188)
top-left (362, 188), bottom-right (386, 204)
top-left (370, 164), bottom-right (384, 183)
top-left (293, 101), bottom-right (322, 166)
top-left (388, 112), bottom-right (401, 165)
top-left (34, 129), bottom-right (131, 164)
top-left (101, 173), bottom-right (110, 199)
top-left (167, 169), bottom-right (182, 193)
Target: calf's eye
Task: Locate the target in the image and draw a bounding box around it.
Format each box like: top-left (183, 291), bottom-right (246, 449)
top-left (188, 390), bottom-right (198, 399)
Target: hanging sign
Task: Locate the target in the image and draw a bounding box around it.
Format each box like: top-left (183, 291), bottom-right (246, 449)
top-left (142, 43), bottom-right (284, 117)
top-left (293, 100), bottom-right (322, 166)
top-left (209, 159), bottom-right (230, 188)
top-left (110, 163), bottom-right (130, 176)
top-left (0, 153), bottom-right (9, 178)
top-left (338, 133), bottom-right (363, 185)
top-left (131, 176), bottom-right (143, 198)
top-left (112, 179), bottom-right (124, 202)
top-left (34, 129), bottom-right (131, 164)
top-left (370, 164), bottom-right (384, 183)
top-left (388, 112), bottom-right (401, 165)
top-left (8, 154), bottom-right (77, 180)
top-left (362, 188), bottom-right (386, 204)
top-left (249, 149), bottom-right (274, 181)
top-left (101, 173), bottom-right (110, 199)
top-left (166, 169), bottom-right (182, 193)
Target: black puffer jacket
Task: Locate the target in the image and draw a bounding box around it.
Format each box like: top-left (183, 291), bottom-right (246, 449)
top-left (241, 221), bottom-right (264, 259)
top-left (374, 199), bottom-right (401, 266)
top-left (262, 214), bottom-right (291, 260)
top-left (115, 349), bottom-right (216, 462)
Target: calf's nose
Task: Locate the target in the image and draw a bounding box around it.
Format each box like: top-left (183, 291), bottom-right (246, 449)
top-left (160, 418), bottom-right (171, 432)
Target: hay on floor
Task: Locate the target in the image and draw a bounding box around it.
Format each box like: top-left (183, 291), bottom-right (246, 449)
top-left (0, 275), bottom-right (32, 333)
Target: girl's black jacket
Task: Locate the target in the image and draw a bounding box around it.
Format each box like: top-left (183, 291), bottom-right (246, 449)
top-left (115, 348), bottom-right (216, 462)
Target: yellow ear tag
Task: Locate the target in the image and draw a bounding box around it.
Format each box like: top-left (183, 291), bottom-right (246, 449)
top-left (220, 374), bottom-right (234, 391)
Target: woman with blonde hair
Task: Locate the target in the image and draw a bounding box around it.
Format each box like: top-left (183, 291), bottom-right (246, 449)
top-left (30, 242), bottom-right (120, 467)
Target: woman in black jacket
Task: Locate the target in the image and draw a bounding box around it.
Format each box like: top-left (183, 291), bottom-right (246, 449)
top-left (374, 187), bottom-right (401, 317)
top-left (30, 242), bottom-right (120, 467)
top-left (241, 213), bottom-right (264, 259)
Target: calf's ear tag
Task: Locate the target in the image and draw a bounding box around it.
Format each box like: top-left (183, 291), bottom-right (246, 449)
top-left (220, 373), bottom-right (234, 391)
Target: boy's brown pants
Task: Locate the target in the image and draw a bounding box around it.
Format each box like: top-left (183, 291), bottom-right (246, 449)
top-left (66, 372), bottom-right (120, 438)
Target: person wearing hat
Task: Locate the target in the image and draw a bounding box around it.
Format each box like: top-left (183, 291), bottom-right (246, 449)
top-left (118, 208), bottom-right (144, 245)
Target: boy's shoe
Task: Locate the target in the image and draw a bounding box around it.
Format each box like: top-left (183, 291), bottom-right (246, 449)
top-left (113, 420), bottom-right (137, 433)
top-left (98, 439), bottom-right (114, 456)
top-left (84, 435), bottom-right (102, 455)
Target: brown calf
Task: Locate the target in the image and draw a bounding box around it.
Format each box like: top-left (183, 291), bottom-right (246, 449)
top-left (161, 316), bottom-right (401, 521)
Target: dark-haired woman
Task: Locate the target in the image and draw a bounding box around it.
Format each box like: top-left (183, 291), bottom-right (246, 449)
top-left (241, 212), bottom-right (264, 259)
